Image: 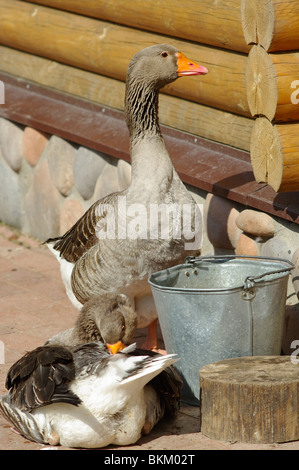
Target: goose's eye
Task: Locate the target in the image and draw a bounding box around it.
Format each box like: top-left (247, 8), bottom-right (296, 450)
top-left (161, 51), bottom-right (168, 58)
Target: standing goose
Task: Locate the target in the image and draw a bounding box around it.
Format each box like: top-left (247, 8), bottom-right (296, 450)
top-left (46, 293), bottom-right (137, 354)
top-left (0, 342), bottom-right (181, 448)
top-left (46, 44), bottom-right (208, 349)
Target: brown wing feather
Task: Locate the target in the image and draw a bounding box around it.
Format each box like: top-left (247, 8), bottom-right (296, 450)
top-left (5, 345), bottom-right (81, 411)
top-left (45, 192), bottom-right (120, 263)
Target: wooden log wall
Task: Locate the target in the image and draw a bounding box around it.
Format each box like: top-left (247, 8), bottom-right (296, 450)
top-left (242, 0), bottom-right (299, 192)
top-left (0, 0), bottom-right (298, 192)
top-left (0, 0), bottom-right (254, 152)
top-left (0, 0), bottom-right (249, 117)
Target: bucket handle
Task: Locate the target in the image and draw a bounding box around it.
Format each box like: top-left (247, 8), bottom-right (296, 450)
top-left (184, 255), bottom-right (294, 289)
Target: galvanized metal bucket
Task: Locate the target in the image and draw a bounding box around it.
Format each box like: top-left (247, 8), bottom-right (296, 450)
top-left (148, 255), bottom-right (294, 405)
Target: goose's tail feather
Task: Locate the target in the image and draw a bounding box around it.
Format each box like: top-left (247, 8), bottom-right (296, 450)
top-left (0, 395), bottom-right (45, 444)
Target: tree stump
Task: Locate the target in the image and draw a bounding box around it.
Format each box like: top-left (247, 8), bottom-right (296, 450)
top-left (200, 356), bottom-right (299, 444)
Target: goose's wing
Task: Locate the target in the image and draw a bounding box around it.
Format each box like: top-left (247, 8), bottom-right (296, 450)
top-left (150, 360), bottom-right (182, 417)
top-left (72, 343), bottom-right (177, 390)
top-left (0, 343), bottom-right (108, 446)
top-left (71, 342), bottom-right (110, 377)
top-left (126, 348), bottom-right (182, 417)
top-left (45, 192), bottom-right (121, 263)
top-left (5, 345), bottom-right (81, 412)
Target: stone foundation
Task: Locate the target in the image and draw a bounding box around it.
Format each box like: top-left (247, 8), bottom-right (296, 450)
top-left (1, 116), bottom-right (299, 352)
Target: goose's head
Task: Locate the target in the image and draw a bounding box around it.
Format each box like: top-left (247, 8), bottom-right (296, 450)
top-left (78, 294), bottom-right (137, 354)
top-left (126, 44), bottom-right (208, 90)
top-left (99, 295), bottom-right (138, 354)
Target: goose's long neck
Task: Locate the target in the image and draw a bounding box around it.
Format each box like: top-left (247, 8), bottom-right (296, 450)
top-left (125, 80), bottom-right (160, 139)
top-left (125, 79), bottom-right (174, 189)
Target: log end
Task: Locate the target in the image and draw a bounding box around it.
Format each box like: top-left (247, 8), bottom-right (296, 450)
top-left (246, 45), bottom-right (278, 120)
top-left (241, 0), bottom-right (258, 45)
top-left (241, 0), bottom-right (274, 51)
top-left (250, 117), bottom-right (283, 192)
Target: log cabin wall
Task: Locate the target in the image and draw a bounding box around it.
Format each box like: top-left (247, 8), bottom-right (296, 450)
top-left (243, 0), bottom-right (299, 193)
top-left (0, 0), bottom-right (253, 150)
top-left (2, 0), bottom-right (299, 180)
top-left (1, 0), bottom-right (299, 314)
top-left (0, 0), bottom-right (298, 193)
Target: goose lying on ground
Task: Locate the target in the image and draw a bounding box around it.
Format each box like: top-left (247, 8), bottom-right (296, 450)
top-left (46, 44), bottom-right (208, 349)
top-left (0, 343), bottom-right (181, 448)
top-left (46, 293), bottom-right (137, 354)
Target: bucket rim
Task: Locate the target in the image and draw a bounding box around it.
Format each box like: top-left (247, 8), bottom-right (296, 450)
top-left (148, 255), bottom-right (294, 293)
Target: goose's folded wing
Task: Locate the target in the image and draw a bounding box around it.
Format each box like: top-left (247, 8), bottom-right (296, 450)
top-left (45, 192), bottom-right (120, 263)
top-left (71, 342), bottom-right (110, 377)
top-left (5, 345), bottom-right (81, 411)
top-left (150, 362), bottom-right (182, 417)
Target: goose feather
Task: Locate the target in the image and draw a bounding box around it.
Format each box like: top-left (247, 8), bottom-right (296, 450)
top-left (0, 343), bottom-right (182, 448)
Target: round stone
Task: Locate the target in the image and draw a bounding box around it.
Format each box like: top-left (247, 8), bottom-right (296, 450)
top-left (236, 209), bottom-right (275, 238)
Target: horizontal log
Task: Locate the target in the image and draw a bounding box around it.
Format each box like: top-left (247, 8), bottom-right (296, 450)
top-left (0, 0), bottom-right (250, 118)
top-left (242, 0), bottom-right (299, 52)
top-left (0, 46), bottom-right (253, 151)
top-left (250, 117), bottom-right (299, 192)
top-left (246, 45), bottom-right (299, 122)
top-left (26, 0), bottom-right (250, 53)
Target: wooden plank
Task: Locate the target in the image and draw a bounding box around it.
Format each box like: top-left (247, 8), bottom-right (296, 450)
top-left (0, 46), bottom-right (253, 151)
top-left (1, 72), bottom-right (299, 223)
top-left (0, 0), bottom-right (250, 118)
top-left (242, 0), bottom-right (299, 52)
top-left (25, 0), bottom-right (250, 54)
top-left (246, 45), bottom-right (299, 122)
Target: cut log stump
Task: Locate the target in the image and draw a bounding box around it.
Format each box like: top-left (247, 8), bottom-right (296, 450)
top-left (200, 356), bottom-right (299, 444)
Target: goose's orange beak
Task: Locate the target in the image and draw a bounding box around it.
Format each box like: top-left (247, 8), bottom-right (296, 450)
top-left (177, 52), bottom-right (208, 76)
top-left (107, 341), bottom-right (126, 354)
